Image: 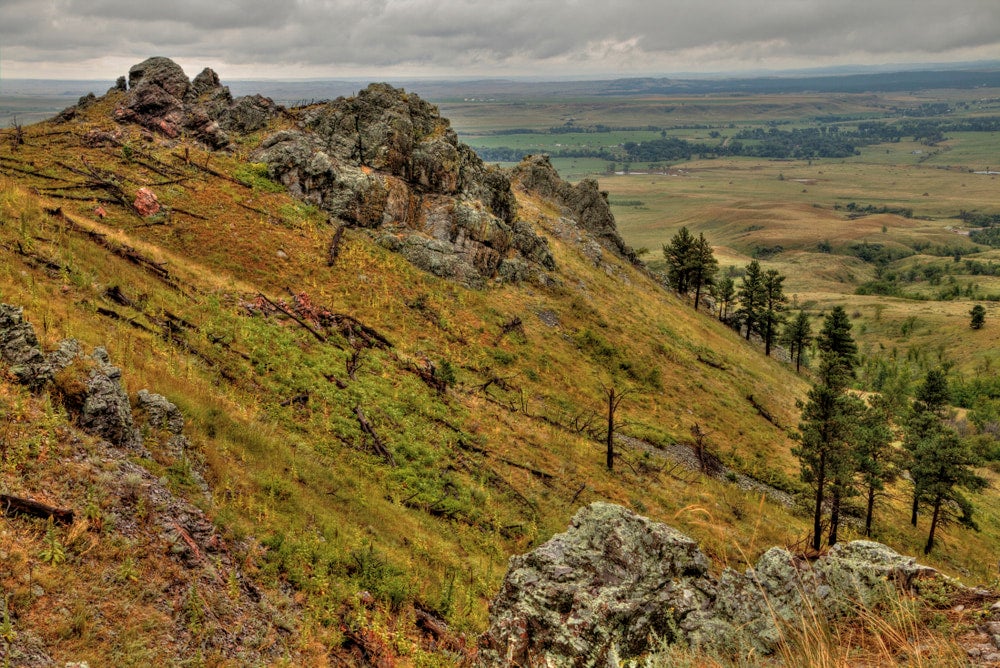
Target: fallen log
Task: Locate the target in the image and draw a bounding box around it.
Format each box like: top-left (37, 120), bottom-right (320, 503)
top-left (1, 494), bottom-right (74, 524)
top-left (354, 406), bottom-right (396, 467)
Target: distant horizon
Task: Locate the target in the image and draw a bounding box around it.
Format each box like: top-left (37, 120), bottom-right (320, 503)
top-left (4, 58), bottom-right (1000, 85)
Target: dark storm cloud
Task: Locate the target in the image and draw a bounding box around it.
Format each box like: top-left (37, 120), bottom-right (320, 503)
top-left (2, 0), bottom-right (998, 78)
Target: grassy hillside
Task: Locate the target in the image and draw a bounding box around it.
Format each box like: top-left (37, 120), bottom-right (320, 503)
top-left (0, 85), bottom-right (998, 665)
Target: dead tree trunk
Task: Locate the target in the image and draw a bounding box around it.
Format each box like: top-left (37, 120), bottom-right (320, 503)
top-left (605, 387), bottom-right (627, 471)
top-left (327, 225), bottom-right (345, 267)
top-left (1, 494), bottom-right (74, 524)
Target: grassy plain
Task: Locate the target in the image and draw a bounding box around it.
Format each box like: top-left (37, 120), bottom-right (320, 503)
top-left (447, 88), bottom-right (1000, 381)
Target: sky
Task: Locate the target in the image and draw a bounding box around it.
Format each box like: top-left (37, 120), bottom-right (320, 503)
top-left (1, 0), bottom-right (999, 81)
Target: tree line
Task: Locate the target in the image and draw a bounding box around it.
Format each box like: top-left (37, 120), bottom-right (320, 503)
top-left (662, 227), bottom-right (809, 366)
top-left (663, 227), bottom-right (988, 554)
top-left (796, 310), bottom-right (985, 554)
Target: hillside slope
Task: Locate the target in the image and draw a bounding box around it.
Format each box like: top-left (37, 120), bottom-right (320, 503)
top-left (0, 59), bottom-right (995, 665)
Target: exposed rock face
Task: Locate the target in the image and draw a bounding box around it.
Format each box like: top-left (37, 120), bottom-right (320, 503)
top-left (0, 304), bottom-right (54, 390)
top-left (512, 155), bottom-right (638, 263)
top-left (254, 83), bottom-right (554, 287)
top-left (0, 304), bottom-right (145, 451)
top-left (103, 57), bottom-right (279, 149)
top-left (136, 389), bottom-right (185, 435)
top-left (479, 503), bottom-right (955, 667)
top-left (81, 347), bottom-right (143, 451)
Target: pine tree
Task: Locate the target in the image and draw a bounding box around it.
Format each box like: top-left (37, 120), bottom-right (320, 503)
top-left (916, 428), bottom-right (986, 554)
top-left (793, 305), bottom-right (859, 551)
top-left (712, 273), bottom-right (737, 324)
top-left (736, 260), bottom-right (765, 341)
top-left (782, 310), bottom-right (813, 372)
top-left (688, 233), bottom-right (718, 311)
top-left (760, 269), bottom-right (788, 357)
top-left (663, 227), bottom-right (696, 296)
top-left (906, 367), bottom-right (950, 526)
top-left (970, 304), bottom-right (986, 329)
top-left (854, 396), bottom-right (897, 537)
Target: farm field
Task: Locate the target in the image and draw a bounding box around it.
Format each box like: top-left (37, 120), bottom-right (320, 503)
top-left (446, 87), bottom-right (1000, 380)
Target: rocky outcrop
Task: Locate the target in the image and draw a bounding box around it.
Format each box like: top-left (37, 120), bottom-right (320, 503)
top-left (0, 304), bottom-right (54, 390)
top-left (80, 347), bottom-right (144, 451)
top-left (254, 83), bottom-right (554, 287)
top-left (95, 57), bottom-right (280, 149)
top-left (512, 155), bottom-right (638, 263)
top-left (479, 503), bottom-right (962, 667)
top-left (0, 304), bottom-right (148, 452)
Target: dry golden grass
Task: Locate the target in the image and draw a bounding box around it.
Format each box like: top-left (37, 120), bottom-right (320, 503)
top-left (1, 93), bottom-right (999, 664)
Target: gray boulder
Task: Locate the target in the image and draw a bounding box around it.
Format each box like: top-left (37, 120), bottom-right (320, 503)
top-left (80, 347), bottom-right (143, 451)
top-left (480, 503), bottom-right (955, 666)
top-left (136, 389), bottom-right (185, 435)
top-left (478, 503), bottom-right (717, 667)
top-left (0, 303), bottom-right (53, 390)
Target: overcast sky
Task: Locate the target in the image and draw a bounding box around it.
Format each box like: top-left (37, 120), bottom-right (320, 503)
top-left (2, 0), bottom-right (998, 81)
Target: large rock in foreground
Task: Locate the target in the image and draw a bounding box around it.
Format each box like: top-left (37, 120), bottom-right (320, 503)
top-left (478, 502), bottom-right (953, 667)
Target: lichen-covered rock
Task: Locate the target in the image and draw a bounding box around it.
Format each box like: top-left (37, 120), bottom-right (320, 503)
top-left (478, 503), bottom-right (716, 667)
top-left (81, 347), bottom-right (143, 451)
top-left (480, 503), bottom-right (958, 666)
top-left (0, 303), bottom-right (54, 390)
top-left (136, 389), bottom-right (185, 435)
top-left (512, 154), bottom-right (638, 264)
top-left (253, 82), bottom-right (554, 287)
top-left (47, 337), bottom-right (82, 375)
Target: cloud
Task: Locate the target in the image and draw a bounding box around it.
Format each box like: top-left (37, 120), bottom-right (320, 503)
top-left (2, 0), bottom-right (998, 79)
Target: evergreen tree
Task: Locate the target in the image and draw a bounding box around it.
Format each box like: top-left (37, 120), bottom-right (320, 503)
top-left (782, 310), bottom-right (813, 372)
top-left (663, 227), bottom-right (696, 296)
top-left (905, 367), bottom-right (951, 525)
top-left (712, 273), bottom-right (737, 324)
top-left (760, 269), bottom-right (788, 357)
top-left (970, 304), bottom-right (986, 329)
top-left (916, 428), bottom-right (986, 554)
top-left (915, 367), bottom-right (949, 414)
top-left (736, 260), bottom-right (765, 341)
top-left (854, 396), bottom-right (897, 537)
top-left (793, 305), bottom-right (859, 551)
top-left (688, 233), bottom-right (718, 311)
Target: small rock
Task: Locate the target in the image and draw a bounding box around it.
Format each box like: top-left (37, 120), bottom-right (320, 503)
top-left (133, 187), bottom-right (160, 217)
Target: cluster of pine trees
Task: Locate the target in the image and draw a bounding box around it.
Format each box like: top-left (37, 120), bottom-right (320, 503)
top-left (662, 227), bottom-right (810, 368)
top-left (664, 228), bottom-right (987, 553)
top-left (796, 308), bottom-right (985, 554)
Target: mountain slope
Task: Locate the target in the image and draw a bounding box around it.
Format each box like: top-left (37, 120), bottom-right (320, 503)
top-left (0, 59), bottom-right (994, 665)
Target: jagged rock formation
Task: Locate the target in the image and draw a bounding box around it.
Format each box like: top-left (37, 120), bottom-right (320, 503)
top-left (56, 58), bottom-right (639, 288)
top-left (478, 502), bottom-right (968, 667)
top-left (0, 304), bottom-right (55, 390)
top-left (56, 56), bottom-right (280, 150)
top-left (254, 83), bottom-right (556, 287)
top-left (512, 155), bottom-right (638, 263)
